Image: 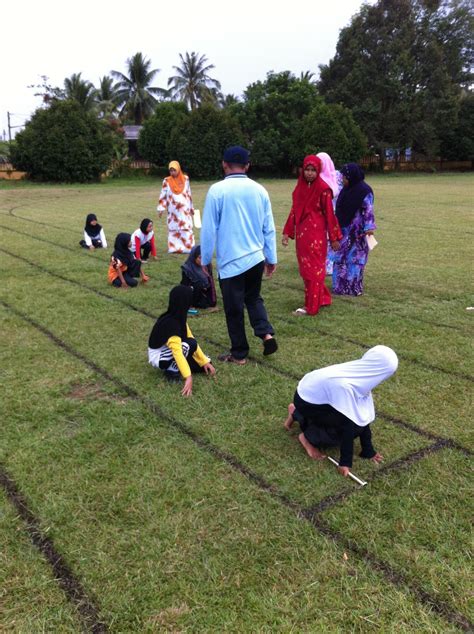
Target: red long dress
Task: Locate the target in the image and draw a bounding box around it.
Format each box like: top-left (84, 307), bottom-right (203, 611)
top-left (283, 163), bottom-right (342, 315)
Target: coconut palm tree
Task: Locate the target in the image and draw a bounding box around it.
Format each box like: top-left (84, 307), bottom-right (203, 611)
top-left (64, 73), bottom-right (97, 111)
top-left (300, 70), bottom-right (316, 83)
top-left (168, 52), bottom-right (222, 110)
top-left (111, 53), bottom-right (165, 124)
top-left (96, 75), bottom-right (121, 118)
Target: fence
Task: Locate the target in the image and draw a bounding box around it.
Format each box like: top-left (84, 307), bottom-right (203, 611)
top-left (0, 163), bottom-right (26, 180)
top-left (359, 156), bottom-right (473, 172)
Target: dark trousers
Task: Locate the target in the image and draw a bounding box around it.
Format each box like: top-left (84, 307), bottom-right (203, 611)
top-left (219, 261), bottom-right (274, 360)
top-left (159, 337), bottom-right (205, 378)
top-left (112, 259), bottom-right (141, 288)
top-left (293, 390), bottom-right (375, 467)
top-left (140, 242), bottom-right (152, 260)
top-left (80, 239), bottom-right (103, 249)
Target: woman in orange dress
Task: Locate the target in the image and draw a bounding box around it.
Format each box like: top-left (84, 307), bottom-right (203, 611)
top-left (157, 160), bottom-right (195, 254)
top-left (282, 155), bottom-right (342, 315)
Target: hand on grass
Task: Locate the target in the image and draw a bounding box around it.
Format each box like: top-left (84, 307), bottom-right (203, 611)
top-left (203, 362), bottom-right (216, 377)
top-left (89, 245), bottom-right (95, 251)
top-left (142, 274), bottom-right (150, 283)
top-left (338, 466), bottom-right (350, 477)
top-left (182, 376), bottom-right (193, 397)
top-left (371, 452), bottom-right (383, 463)
top-left (281, 235), bottom-right (289, 247)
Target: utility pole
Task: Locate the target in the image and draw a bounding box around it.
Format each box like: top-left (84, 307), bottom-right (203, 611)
top-left (7, 112), bottom-right (12, 143)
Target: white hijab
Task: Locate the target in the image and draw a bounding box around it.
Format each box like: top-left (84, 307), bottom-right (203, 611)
top-left (297, 346), bottom-right (398, 427)
top-left (317, 152), bottom-right (340, 199)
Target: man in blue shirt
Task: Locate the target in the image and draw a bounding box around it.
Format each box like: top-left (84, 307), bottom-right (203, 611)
top-left (200, 145), bottom-right (278, 364)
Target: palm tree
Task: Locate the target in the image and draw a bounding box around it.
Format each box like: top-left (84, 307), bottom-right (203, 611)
top-left (219, 93), bottom-right (240, 108)
top-left (111, 53), bottom-right (165, 124)
top-left (96, 75), bottom-right (121, 118)
top-left (64, 73), bottom-right (97, 111)
top-left (168, 52), bottom-right (222, 110)
top-left (300, 70), bottom-right (316, 83)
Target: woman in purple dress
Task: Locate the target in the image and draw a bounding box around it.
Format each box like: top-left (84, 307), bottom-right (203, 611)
top-left (331, 163), bottom-right (376, 296)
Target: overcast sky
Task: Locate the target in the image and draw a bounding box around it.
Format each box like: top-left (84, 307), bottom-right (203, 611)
top-left (1, 0), bottom-right (372, 139)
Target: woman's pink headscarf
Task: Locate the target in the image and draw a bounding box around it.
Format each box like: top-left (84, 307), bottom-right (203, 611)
top-left (316, 152), bottom-right (340, 199)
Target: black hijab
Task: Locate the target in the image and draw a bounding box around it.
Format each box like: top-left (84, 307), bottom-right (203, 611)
top-left (84, 213), bottom-right (102, 237)
top-left (148, 285), bottom-right (193, 349)
top-left (335, 163), bottom-right (373, 228)
top-left (140, 218), bottom-right (153, 234)
top-left (112, 233), bottom-right (134, 267)
top-left (181, 245), bottom-right (210, 289)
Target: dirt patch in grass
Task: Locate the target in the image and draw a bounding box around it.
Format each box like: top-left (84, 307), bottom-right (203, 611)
top-left (67, 382), bottom-right (130, 405)
top-left (147, 604), bottom-right (191, 631)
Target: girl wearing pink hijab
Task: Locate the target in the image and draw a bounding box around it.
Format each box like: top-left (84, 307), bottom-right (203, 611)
top-left (317, 152), bottom-right (343, 276)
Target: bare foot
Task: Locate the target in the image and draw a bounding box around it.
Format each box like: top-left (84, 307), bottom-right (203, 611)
top-left (298, 433), bottom-right (326, 460)
top-left (284, 403), bottom-right (296, 430)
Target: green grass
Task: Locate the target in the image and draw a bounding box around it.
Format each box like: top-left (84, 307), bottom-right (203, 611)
top-left (0, 173), bottom-right (472, 631)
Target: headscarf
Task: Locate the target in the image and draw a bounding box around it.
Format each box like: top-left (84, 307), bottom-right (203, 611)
top-left (166, 160), bottom-right (186, 195)
top-left (84, 213), bottom-right (102, 238)
top-left (297, 345), bottom-right (398, 427)
top-left (335, 163), bottom-right (373, 228)
top-left (316, 152), bottom-right (340, 198)
top-left (291, 155), bottom-right (332, 226)
top-left (181, 245), bottom-right (210, 289)
top-left (112, 232), bottom-right (134, 267)
top-left (148, 285), bottom-right (193, 349)
top-left (140, 218), bottom-right (153, 234)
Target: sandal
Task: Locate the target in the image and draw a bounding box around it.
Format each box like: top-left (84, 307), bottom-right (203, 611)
top-left (217, 353), bottom-right (247, 365)
top-left (263, 337), bottom-right (278, 356)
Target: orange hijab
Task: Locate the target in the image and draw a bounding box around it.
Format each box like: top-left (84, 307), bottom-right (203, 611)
top-left (166, 160), bottom-right (186, 195)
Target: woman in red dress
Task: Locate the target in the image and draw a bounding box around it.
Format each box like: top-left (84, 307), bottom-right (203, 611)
top-left (282, 155), bottom-right (342, 315)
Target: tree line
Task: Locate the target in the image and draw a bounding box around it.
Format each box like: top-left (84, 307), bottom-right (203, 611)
top-left (11, 0), bottom-right (473, 182)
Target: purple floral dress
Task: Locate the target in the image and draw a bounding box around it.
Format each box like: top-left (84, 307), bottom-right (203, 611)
top-left (331, 193), bottom-right (376, 296)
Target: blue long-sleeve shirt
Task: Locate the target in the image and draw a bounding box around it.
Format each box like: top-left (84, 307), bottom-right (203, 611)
top-left (200, 174), bottom-right (277, 279)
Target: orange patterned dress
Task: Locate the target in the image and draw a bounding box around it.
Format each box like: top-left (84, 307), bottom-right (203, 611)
top-left (157, 175), bottom-right (195, 254)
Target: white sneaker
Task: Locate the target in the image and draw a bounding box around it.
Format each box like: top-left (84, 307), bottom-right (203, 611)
top-left (293, 308), bottom-right (307, 316)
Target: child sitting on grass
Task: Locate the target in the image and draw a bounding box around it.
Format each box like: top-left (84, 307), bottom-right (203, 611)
top-left (148, 285), bottom-right (216, 397)
top-left (284, 345), bottom-right (398, 477)
top-left (108, 233), bottom-right (150, 288)
top-left (180, 245), bottom-right (217, 310)
top-left (80, 213), bottom-right (107, 250)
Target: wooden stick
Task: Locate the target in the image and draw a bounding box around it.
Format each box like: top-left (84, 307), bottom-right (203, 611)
top-left (327, 456), bottom-right (367, 487)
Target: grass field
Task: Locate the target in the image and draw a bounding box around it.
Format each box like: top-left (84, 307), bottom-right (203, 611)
top-left (0, 172), bottom-right (472, 632)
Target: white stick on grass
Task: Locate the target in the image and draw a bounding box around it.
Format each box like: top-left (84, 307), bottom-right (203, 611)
top-left (326, 456), bottom-right (367, 487)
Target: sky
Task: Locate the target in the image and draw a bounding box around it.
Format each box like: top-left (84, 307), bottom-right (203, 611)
top-left (1, 0), bottom-right (372, 139)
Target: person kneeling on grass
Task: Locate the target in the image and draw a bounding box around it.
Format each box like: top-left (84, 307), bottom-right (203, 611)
top-left (284, 345), bottom-right (398, 477)
top-left (80, 213), bottom-right (107, 250)
top-left (181, 245), bottom-right (217, 310)
top-left (108, 233), bottom-right (150, 289)
top-left (148, 285), bottom-right (216, 397)
top-left (131, 218), bottom-right (158, 263)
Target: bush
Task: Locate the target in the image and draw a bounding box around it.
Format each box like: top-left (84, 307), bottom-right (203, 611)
top-left (168, 106), bottom-right (245, 178)
top-left (138, 102), bottom-right (188, 166)
top-left (11, 100), bottom-right (117, 182)
top-left (290, 102), bottom-right (367, 167)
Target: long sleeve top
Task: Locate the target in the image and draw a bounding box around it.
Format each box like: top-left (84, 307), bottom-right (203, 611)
top-left (200, 174), bottom-right (277, 279)
top-left (339, 420), bottom-right (376, 468)
top-left (149, 324), bottom-right (209, 379)
top-left (84, 228), bottom-right (107, 248)
top-left (131, 229), bottom-right (156, 259)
